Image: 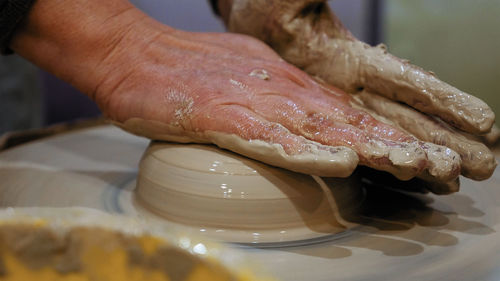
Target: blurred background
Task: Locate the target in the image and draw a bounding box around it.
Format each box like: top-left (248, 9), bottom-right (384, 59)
top-left (1, 0), bottom-right (499, 136)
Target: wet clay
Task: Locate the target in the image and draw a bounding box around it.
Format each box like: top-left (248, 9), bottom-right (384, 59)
top-left (116, 117), bottom-right (462, 181)
top-left (356, 90), bottom-right (497, 180)
top-left (115, 118), bottom-right (358, 177)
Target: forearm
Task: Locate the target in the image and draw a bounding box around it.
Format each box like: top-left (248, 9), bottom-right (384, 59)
top-left (9, 0), bottom-right (166, 99)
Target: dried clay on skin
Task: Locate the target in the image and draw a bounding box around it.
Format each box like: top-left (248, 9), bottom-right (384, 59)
top-left (115, 118), bottom-right (359, 177)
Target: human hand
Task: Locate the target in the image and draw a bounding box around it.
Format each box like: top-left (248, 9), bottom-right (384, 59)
top-left (11, 0), bottom-right (465, 193)
top-left (215, 0), bottom-right (497, 189)
top-left (104, 28), bottom-right (462, 184)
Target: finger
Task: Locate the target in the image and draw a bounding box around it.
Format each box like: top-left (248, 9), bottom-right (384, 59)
top-left (302, 79), bottom-right (417, 144)
top-left (417, 172), bottom-right (460, 195)
top-left (462, 123), bottom-right (500, 147)
top-left (247, 87), bottom-right (428, 180)
top-left (357, 166), bottom-right (460, 195)
top-left (194, 103), bottom-right (359, 177)
top-left (356, 90), bottom-right (497, 180)
top-left (481, 124), bottom-right (500, 147)
top-left (420, 142), bottom-right (461, 182)
top-left (221, 0), bottom-right (495, 134)
top-left (354, 42), bottom-right (495, 134)
top-left (315, 82), bottom-right (462, 182)
top-left (356, 167), bottom-right (429, 194)
top-left (350, 92), bottom-right (461, 182)
top-left (211, 68), bottom-right (432, 180)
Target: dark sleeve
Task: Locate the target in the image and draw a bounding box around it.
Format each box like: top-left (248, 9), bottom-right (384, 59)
top-left (208, 0), bottom-right (220, 16)
top-left (0, 0), bottom-right (36, 55)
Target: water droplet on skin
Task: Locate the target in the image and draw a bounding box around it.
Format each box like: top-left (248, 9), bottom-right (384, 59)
top-left (249, 69), bottom-right (271, 80)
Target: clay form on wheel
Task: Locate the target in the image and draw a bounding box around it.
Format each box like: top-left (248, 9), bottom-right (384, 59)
top-left (136, 141), bottom-right (364, 244)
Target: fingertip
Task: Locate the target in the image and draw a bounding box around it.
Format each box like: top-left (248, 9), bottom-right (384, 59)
top-left (417, 172), bottom-right (460, 195)
top-left (208, 130), bottom-right (359, 178)
top-left (471, 103), bottom-right (496, 134)
top-left (423, 143), bottom-right (462, 182)
top-left (462, 152), bottom-right (497, 181)
top-left (382, 142), bottom-right (428, 181)
top-left (426, 178), bottom-right (461, 195)
top-left (307, 146), bottom-right (359, 177)
top-left (271, 144), bottom-right (359, 178)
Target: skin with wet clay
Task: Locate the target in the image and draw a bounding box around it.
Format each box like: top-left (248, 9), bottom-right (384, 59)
top-left (215, 0), bottom-right (498, 192)
top-left (10, 0), bottom-right (496, 194)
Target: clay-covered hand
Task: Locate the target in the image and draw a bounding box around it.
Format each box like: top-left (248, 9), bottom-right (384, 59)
top-left (105, 28), bottom-right (462, 183)
top-left (10, 0), bottom-right (465, 193)
top-left (215, 0), bottom-right (497, 186)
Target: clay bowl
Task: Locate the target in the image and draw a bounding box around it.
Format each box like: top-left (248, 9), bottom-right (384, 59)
top-left (135, 141), bottom-right (364, 244)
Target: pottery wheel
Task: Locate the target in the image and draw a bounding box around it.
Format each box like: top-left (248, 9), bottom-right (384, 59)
top-left (0, 124), bottom-right (499, 281)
